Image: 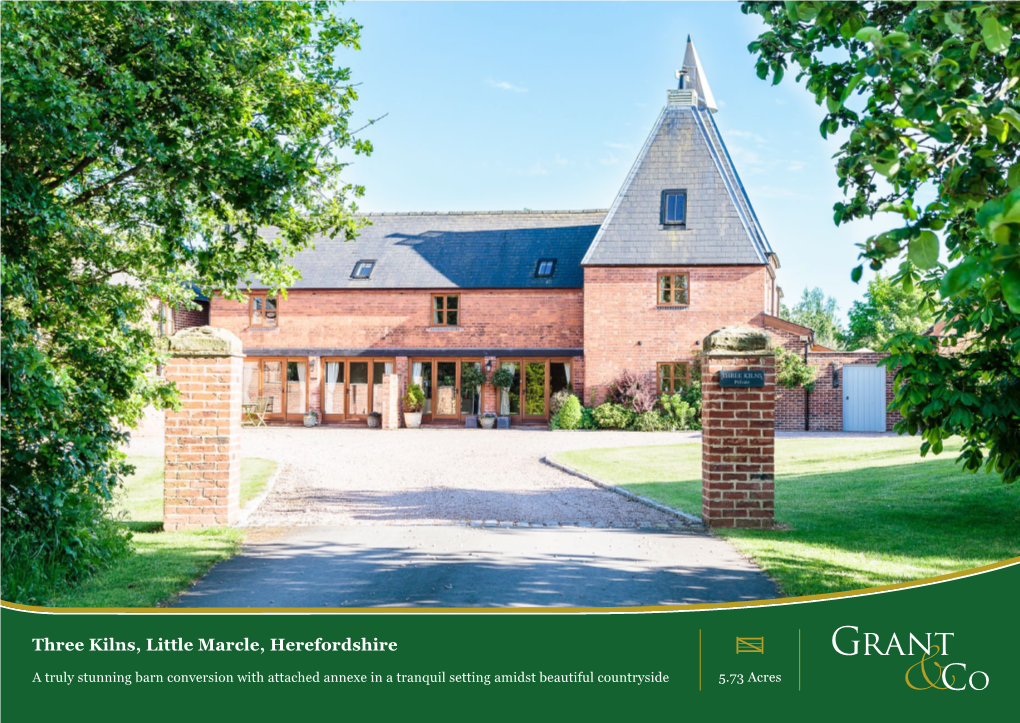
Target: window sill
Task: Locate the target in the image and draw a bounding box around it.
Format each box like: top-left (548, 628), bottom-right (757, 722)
top-left (656, 305), bottom-right (690, 311)
top-left (426, 326), bottom-right (463, 332)
top-left (247, 327), bottom-right (280, 332)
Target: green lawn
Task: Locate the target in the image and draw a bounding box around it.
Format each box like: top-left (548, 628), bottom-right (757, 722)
top-left (49, 456), bottom-right (277, 608)
top-left (554, 437), bottom-right (1020, 598)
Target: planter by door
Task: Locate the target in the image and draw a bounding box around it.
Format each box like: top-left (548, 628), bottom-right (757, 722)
top-left (404, 412), bottom-right (423, 429)
top-left (480, 416), bottom-right (496, 429)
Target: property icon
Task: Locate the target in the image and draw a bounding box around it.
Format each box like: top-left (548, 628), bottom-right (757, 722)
top-left (736, 637), bottom-right (764, 654)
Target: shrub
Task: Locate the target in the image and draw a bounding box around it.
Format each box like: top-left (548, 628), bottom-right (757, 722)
top-left (606, 370), bottom-right (656, 413)
top-left (593, 402), bottom-right (636, 430)
top-left (658, 393), bottom-right (698, 431)
top-left (490, 366), bottom-right (515, 390)
top-left (558, 395), bottom-right (583, 430)
top-left (549, 389), bottom-right (575, 417)
top-left (776, 346), bottom-right (817, 392)
top-left (632, 410), bottom-right (669, 432)
top-left (402, 384), bottom-right (425, 413)
top-left (579, 406), bottom-right (599, 430)
top-left (459, 364), bottom-right (487, 396)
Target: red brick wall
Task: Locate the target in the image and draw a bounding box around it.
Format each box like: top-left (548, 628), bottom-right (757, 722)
top-left (804, 352), bottom-right (901, 432)
top-left (583, 265), bottom-right (773, 403)
top-left (209, 288), bottom-right (583, 351)
top-left (173, 301), bottom-right (209, 331)
top-left (701, 353), bottom-right (776, 529)
top-left (163, 354), bottom-right (242, 530)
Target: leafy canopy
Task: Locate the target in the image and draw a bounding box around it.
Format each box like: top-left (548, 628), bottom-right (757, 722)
top-left (780, 286), bottom-right (844, 349)
top-left (743, 1), bottom-right (1020, 482)
top-left (843, 273), bottom-right (937, 350)
top-left (1, 1), bottom-right (371, 602)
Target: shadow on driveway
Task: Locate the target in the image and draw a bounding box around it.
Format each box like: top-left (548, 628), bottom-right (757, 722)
top-left (174, 525), bottom-right (777, 608)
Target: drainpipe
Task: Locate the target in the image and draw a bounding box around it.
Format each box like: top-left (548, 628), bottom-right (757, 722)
top-left (803, 339), bottom-right (811, 432)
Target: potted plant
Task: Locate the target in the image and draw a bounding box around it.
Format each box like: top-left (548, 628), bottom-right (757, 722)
top-left (490, 366), bottom-right (515, 428)
top-left (367, 411), bottom-right (382, 428)
top-left (479, 412), bottom-right (497, 429)
top-left (402, 384), bottom-right (425, 429)
top-left (303, 410), bottom-right (319, 427)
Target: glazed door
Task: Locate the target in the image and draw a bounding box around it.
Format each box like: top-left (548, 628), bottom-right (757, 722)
top-left (347, 361), bottom-right (370, 417)
top-left (261, 360), bottom-right (285, 420)
top-left (523, 361), bottom-right (548, 420)
top-left (322, 360), bottom-right (346, 422)
top-left (434, 361), bottom-right (459, 419)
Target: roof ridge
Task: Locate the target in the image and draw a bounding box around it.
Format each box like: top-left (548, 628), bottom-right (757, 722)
top-left (360, 209), bottom-right (608, 217)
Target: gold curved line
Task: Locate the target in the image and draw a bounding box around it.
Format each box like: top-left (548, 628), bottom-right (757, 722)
top-left (4, 555), bottom-right (1017, 615)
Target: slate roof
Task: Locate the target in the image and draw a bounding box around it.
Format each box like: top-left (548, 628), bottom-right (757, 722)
top-left (248, 211), bottom-right (606, 290)
top-left (582, 38), bottom-right (773, 267)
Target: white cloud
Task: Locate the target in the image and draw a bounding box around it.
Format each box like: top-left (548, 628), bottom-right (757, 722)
top-left (729, 130), bottom-right (767, 144)
top-left (599, 153), bottom-right (621, 166)
top-left (786, 160), bottom-right (806, 172)
top-left (603, 141), bottom-right (631, 150)
top-left (485, 78), bottom-right (528, 93)
top-left (554, 154), bottom-right (568, 166)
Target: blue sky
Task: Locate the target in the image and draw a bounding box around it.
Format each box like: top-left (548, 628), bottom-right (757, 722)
top-left (337, 1), bottom-right (890, 315)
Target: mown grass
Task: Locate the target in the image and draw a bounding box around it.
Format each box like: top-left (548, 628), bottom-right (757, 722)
top-left (49, 456), bottom-right (277, 608)
top-left (555, 436), bottom-right (1020, 597)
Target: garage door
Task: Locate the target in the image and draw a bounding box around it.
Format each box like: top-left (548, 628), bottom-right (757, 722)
top-left (843, 365), bottom-right (887, 432)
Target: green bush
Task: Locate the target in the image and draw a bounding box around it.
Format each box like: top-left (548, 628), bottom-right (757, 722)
top-left (593, 403), bottom-right (636, 430)
top-left (632, 410), bottom-right (669, 432)
top-left (658, 393), bottom-right (698, 430)
top-left (776, 346), bottom-right (817, 392)
top-left (579, 407), bottom-right (599, 430)
top-left (558, 395), bottom-right (583, 430)
top-left (549, 389), bottom-right (575, 417)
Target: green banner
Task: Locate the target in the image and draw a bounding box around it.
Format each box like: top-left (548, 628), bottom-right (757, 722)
top-left (2, 560), bottom-right (1015, 719)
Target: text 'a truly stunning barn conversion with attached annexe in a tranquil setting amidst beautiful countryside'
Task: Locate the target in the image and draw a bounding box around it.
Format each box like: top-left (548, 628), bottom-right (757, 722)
top-left (170, 39), bottom-right (897, 433)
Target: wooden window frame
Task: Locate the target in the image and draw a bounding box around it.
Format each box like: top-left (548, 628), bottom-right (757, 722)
top-left (657, 272), bottom-right (690, 307)
top-left (660, 189), bottom-right (688, 226)
top-left (431, 293), bottom-right (461, 327)
top-left (657, 362), bottom-right (690, 395)
top-left (249, 293), bottom-right (279, 328)
top-left (244, 357), bottom-right (308, 422)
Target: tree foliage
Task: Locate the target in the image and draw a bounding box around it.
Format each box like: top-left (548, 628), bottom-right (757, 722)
top-left (775, 346), bottom-right (818, 391)
top-left (1, 1), bottom-right (371, 602)
top-left (780, 286), bottom-right (844, 348)
top-left (843, 272), bottom-right (937, 350)
top-left (744, 1), bottom-right (1020, 482)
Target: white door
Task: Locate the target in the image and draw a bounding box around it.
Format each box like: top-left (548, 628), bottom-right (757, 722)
top-left (843, 365), bottom-right (886, 432)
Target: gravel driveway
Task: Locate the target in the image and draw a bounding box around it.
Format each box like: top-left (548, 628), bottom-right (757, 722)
top-left (242, 427), bottom-right (699, 527)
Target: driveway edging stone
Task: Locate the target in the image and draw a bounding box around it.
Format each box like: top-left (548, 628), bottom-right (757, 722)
top-left (541, 456), bottom-right (704, 526)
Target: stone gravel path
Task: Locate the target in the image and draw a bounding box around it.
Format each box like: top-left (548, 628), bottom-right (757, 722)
top-left (242, 427), bottom-right (699, 527)
top-left (172, 426), bottom-right (781, 607)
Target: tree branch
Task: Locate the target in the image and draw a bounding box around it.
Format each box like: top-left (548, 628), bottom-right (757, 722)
top-left (43, 155), bottom-right (98, 191)
top-left (68, 163), bottom-right (147, 207)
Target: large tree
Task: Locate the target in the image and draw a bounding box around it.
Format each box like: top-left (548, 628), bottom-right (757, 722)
top-left (1, 1), bottom-right (371, 602)
top-left (781, 286), bottom-right (844, 349)
top-left (743, 1), bottom-right (1020, 483)
top-left (843, 272), bottom-right (937, 350)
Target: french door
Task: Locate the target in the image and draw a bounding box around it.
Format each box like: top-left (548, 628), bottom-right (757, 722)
top-left (320, 357), bottom-right (394, 422)
top-left (410, 358), bottom-right (483, 423)
top-left (242, 357), bottom-right (308, 423)
top-left (496, 359), bottom-right (572, 422)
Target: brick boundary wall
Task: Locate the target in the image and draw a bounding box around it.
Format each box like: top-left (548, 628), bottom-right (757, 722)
top-left (162, 326), bottom-right (243, 531)
top-left (172, 301), bottom-right (210, 331)
top-left (700, 326), bottom-right (776, 529)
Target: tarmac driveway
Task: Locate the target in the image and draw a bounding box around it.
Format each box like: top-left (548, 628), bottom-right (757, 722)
top-left (175, 427), bottom-right (778, 608)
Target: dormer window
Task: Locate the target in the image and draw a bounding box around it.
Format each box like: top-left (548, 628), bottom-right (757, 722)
top-left (661, 189), bottom-right (687, 226)
top-left (535, 259), bottom-right (556, 278)
top-left (351, 260), bottom-right (375, 279)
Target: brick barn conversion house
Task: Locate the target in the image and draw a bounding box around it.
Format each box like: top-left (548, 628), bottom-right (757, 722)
top-left (170, 39), bottom-right (897, 432)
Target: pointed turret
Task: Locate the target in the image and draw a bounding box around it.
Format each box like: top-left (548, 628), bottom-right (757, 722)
top-left (681, 37), bottom-right (718, 113)
top-left (582, 36), bottom-right (771, 267)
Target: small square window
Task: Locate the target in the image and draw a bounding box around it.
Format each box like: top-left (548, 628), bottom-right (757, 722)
top-left (535, 259), bottom-right (556, 278)
top-left (658, 272), bottom-right (690, 307)
top-left (432, 294), bottom-right (460, 327)
top-left (352, 260), bottom-right (375, 279)
top-left (661, 190), bottom-right (687, 226)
